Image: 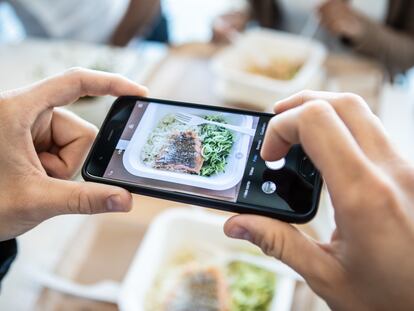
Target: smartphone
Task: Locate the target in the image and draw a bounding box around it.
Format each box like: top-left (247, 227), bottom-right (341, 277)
top-left (82, 96), bottom-right (322, 223)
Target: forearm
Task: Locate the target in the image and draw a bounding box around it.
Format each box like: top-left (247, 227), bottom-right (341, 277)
top-left (350, 18), bottom-right (414, 73)
top-left (110, 0), bottom-right (161, 46)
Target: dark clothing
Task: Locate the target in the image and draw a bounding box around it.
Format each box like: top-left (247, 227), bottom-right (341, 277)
top-left (0, 239), bottom-right (17, 289)
top-left (145, 11), bottom-right (169, 43)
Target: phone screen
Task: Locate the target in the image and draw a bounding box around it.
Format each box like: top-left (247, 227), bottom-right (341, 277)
top-left (87, 97), bottom-right (320, 217)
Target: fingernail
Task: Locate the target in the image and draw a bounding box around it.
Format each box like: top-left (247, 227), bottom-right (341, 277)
top-left (106, 195), bottom-right (124, 212)
top-left (227, 226), bottom-right (252, 241)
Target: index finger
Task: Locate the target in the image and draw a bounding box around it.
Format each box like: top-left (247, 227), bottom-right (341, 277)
top-left (16, 68), bottom-right (148, 112)
top-left (273, 90), bottom-right (341, 114)
top-left (261, 99), bottom-right (371, 195)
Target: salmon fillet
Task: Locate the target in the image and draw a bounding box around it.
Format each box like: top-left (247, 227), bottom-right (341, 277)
top-left (154, 130), bottom-right (204, 174)
top-left (163, 266), bottom-right (229, 311)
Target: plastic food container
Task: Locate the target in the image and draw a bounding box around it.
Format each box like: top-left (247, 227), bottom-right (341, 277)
top-left (120, 208), bottom-right (297, 311)
top-left (212, 28), bottom-right (327, 110)
top-left (123, 103), bottom-right (254, 190)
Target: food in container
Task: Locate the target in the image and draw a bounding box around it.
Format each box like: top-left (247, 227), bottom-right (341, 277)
top-left (141, 114), bottom-right (235, 177)
top-left (153, 264), bottom-right (229, 311)
top-left (146, 250), bottom-right (278, 311)
top-left (212, 28), bottom-right (327, 110)
top-left (123, 104), bottom-right (254, 190)
top-left (246, 57), bottom-right (304, 81)
top-left (119, 209), bottom-right (296, 311)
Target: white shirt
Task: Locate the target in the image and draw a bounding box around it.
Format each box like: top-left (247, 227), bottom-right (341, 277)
top-left (11, 0), bottom-right (130, 43)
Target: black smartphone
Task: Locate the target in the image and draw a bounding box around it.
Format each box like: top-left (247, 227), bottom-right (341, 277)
top-left (82, 96), bottom-right (322, 223)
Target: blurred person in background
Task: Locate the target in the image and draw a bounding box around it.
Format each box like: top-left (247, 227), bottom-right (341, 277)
top-left (2, 0), bottom-right (169, 46)
top-left (213, 0), bottom-right (414, 74)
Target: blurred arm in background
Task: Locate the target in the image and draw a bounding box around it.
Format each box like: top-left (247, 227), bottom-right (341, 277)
top-left (319, 0), bottom-right (414, 74)
top-left (110, 0), bottom-right (168, 46)
top-left (213, 0), bottom-right (414, 74)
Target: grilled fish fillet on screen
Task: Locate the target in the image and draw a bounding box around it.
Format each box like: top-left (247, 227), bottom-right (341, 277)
top-left (154, 130), bottom-right (204, 174)
top-left (163, 266), bottom-right (229, 311)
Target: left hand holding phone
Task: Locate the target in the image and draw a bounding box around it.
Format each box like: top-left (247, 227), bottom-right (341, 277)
top-left (0, 68), bottom-right (148, 241)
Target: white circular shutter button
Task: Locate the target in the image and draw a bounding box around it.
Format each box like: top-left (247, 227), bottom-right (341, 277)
top-left (265, 158), bottom-right (286, 170)
top-left (262, 181), bottom-right (277, 194)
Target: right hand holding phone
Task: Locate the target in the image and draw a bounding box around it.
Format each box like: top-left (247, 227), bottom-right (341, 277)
top-left (224, 91), bottom-right (414, 309)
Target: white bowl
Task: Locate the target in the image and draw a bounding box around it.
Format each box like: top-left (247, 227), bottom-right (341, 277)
top-left (119, 208), bottom-right (296, 311)
top-left (212, 28), bottom-right (327, 111)
top-left (123, 103), bottom-right (254, 190)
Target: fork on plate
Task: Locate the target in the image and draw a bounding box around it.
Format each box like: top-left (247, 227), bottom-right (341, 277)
top-left (175, 112), bottom-right (256, 136)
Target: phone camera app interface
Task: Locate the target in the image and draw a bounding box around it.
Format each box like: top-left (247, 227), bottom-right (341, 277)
top-left (103, 101), bottom-right (316, 213)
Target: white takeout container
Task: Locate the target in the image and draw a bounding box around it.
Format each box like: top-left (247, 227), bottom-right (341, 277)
top-left (212, 28), bottom-right (327, 110)
top-left (123, 103), bottom-right (254, 190)
top-left (120, 208), bottom-right (297, 311)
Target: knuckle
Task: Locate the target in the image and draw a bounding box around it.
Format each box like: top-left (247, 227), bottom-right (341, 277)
top-left (298, 89), bottom-right (314, 98)
top-left (346, 174), bottom-right (400, 216)
top-left (300, 100), bottom-right (335, 121)
top-left (399, 169), bottom-right (414, 189)
top-left (340, 93), bottom-right (370, 111)
top-left (57, 170), bottom-right (74, 181)
top-left (268, 114), bottom-right (279, 130)
top-left (370, 179), bottom-right (400, 210)
top-left (255, 229), bottom-right (287, 260)
top-left (64, 67), bottom-right (86, 77)
top-left (68, 186), bottom-right (94, 214)
top-left (84, 123), bottom-right (99, 141)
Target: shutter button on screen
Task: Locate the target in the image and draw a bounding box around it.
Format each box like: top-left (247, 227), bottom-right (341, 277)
top-left (265, 158), bottom-right (286, 170)
top-left (262, 181), bottom-right (277, 194)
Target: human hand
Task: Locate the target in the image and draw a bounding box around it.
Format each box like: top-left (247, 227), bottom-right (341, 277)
top-left (224, 91), bottom-right (414, 310)
top-left (212, 11), bottom-right (248, 44)
top-left (110, 0), bottom-right (161, 46)
top-left (318, 0), bottom-right (366, 40)
top-left (0, 68), bottom-right (148, 241)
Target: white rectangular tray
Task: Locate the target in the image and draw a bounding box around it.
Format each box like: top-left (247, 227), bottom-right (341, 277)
top-left (212, 28), bottom-right (327, 108)
top-left (120, 208), bottom-right (296, 311)
top-left (123, 102), bottom-right (254, 191)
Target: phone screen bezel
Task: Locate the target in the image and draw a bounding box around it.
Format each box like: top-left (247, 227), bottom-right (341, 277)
top-left (82, 96), bottom-right (323, 223)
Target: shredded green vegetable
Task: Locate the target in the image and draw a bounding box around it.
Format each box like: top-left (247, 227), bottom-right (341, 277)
top-left (199, 115), bottom-right (235, 177)
top-left (227, 261), bottom-right (276, 311)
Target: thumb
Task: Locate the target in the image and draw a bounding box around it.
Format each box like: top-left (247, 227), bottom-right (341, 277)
top-left (224, 215), bottom-right (331, 282)
top-left (38, 178), bottom-right (133, 217)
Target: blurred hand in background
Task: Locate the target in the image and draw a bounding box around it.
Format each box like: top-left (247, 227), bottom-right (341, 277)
top-left (318, 0), bottom-right (366, 41)
top-left (0, 68), bottom-right (147, 241)
top-left (225, 91), bottom-right (414, 310)
top-left (212, 11), bottom-right (249, 44)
